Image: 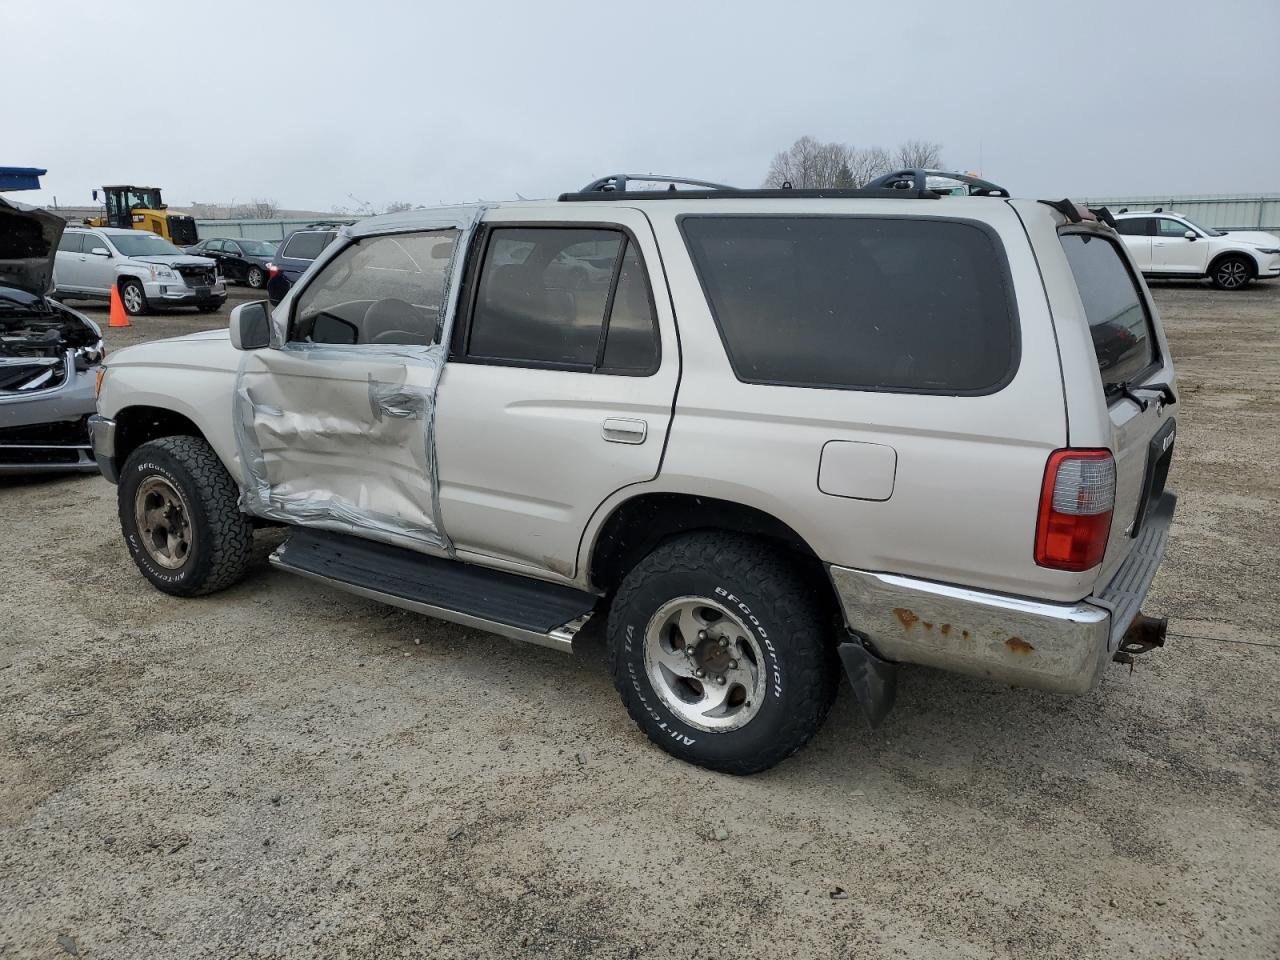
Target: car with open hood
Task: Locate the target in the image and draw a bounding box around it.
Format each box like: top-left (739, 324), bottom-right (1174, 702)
top-left (0, 196), bottom-right (106, 473)
top-left (53, 227), bottom-right (226, 315)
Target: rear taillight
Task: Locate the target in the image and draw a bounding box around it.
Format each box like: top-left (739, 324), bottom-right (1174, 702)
top-left (266, 262), bottom-right (279, 278)
top-left (1035, 449), bottom-right (1115, 571)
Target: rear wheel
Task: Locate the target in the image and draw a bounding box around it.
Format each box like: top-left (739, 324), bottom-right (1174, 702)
top-left (1211, 255), bottom-right (1253, 290)
top-left (246, 266), bottom-right (265, 289)
top-left (118, 436), bottom-right (253, 597)
top-left (607, 532), bottom-right (839, 774)
top-left (120, 279), bottom-right (149, 315)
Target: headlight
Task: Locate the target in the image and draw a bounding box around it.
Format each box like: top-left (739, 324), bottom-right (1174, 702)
top-left (1257, 247), bottom-right (1280, 255)
top-left (148, 264), bottom-right (176, 281)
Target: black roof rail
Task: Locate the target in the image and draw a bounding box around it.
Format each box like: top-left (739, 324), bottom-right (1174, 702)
top-left (863, 169), bottom-right (1010, 198)
top-left (577, 173), bottom-right (737, 194)
top-left (557, 169), bottom-right (1012, 203)
top-left (1038, 199), bottom-right (1117, 230)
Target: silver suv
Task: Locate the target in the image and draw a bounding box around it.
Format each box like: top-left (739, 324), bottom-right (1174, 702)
top-left (89, 171), bottom-right (1178, 774)
top-left (54, 227), bottom-right (226, 315)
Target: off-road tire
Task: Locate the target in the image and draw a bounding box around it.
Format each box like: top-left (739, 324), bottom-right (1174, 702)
top-left (1210, 254), bottom-right (1253, 290)
top-left (118, 436), bottom-right (253, 597)
top-left (607, 532), bottom-right (839, 775)
top-left (120, 278), bottom-right (150, 315)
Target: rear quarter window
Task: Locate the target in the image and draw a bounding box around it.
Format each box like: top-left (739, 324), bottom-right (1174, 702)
top-left (679, 216), bottom-right (1018, 393)
top-left (1059, 232), bottom-right (1158, 393)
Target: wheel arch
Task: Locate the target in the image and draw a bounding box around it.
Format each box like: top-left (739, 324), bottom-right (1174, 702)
top-left (1208, 248), bottom-right (1258, 278)
top-left (114, 404), bottom-right (207, 469)
top-left (586, 491), bottom-right (839, 622)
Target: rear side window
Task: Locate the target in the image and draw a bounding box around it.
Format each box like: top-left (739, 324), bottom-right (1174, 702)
top-left (58, 233), bottom-right (83, 253)
top-left (680, 216), bottom-right (1017, 393)
top-left (1114, 218), bottom-right (1152, 237)
top-left (1059, 233), bottom-right (1158, 393)
top-left (465, 227), bottom-right (659, 373)
top-left (282, 232), bottom-right (328, 261)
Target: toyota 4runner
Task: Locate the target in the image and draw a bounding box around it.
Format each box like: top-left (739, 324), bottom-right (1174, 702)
top-left (89, 171), bottom-right (1179, 774)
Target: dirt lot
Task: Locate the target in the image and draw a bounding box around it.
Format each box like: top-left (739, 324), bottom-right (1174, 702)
top-left (2, 281), bottom-right (1278, 959)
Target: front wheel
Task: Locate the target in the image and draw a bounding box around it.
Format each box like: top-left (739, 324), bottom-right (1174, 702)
top-left (607, 532), bottom-right (839, 774)
top-left (1211, 255), bottom-right (1253, 290)
top-left (118, 436), bottom-right (254, 597)
top-left (120, 279), bottom-right (149, 315)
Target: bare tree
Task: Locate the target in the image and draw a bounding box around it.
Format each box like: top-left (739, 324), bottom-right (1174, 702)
top-left (847, 146), bottom-right (893, 186)
top-left (383, 200), bottom-right (415, 214)
top-left (763, 136), bottom-right (854, 189)
top-left (228, 197), bottom-right (280, 219)
top-left (894, 139), bottom-right (944, 170)
top-left (765, 138), bottom-right (939, 189)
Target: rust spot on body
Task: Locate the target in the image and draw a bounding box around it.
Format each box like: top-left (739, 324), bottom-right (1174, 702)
top-left (940, 624), bottom-right (952, 636)
top-left (1005, 637), bottom-right (1034, 655)
top-left (922, 621), bottom-right (933, 631)
top-left (893, 608), bottom-right (919, 630)
top-left (962, 630), bottom-right (970, 640)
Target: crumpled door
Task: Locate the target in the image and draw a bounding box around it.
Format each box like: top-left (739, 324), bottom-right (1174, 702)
top-left (233, 208), bottom-right (482, 553)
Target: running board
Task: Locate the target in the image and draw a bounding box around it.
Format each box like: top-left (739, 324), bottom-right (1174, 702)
top-left (269, 528), bottom-right (598, 653)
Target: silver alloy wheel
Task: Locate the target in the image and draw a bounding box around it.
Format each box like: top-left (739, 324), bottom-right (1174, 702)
top-left (122, 283), bottom-right (144, 313)
top-left (1217, 259), bottom-right (1248, 289)
top-left (133, 475), bottom-right (194, 569)
top-left (643, 596), bottom-right (767, 733)
top-left (247, 267), bottom-right (264, 288)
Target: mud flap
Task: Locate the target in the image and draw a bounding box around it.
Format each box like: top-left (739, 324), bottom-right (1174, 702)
top-left (837, 638), bottom-right (898, 728)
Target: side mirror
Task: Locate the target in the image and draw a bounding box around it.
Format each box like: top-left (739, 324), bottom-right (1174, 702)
top-left (230, 300), bottom-right (272, 350)
top-left (1184, 230), bottom-right (1197, 241)
top-left (90, 246), bottom-right (111, 257)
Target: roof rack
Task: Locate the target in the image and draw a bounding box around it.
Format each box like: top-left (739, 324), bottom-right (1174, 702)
top-left (576, 173), bottom-right (737, 194)
top-left (863, 169), bottom-right (1010, 197)
top-left (558, 168), bottom-right (1011, 202)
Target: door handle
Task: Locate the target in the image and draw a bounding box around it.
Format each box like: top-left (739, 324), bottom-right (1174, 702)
top-left (602, 418), bottom-right (647, 444)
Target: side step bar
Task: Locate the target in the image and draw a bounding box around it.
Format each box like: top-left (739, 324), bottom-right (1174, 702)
top-left (270, 528), bottom-right (598, 653)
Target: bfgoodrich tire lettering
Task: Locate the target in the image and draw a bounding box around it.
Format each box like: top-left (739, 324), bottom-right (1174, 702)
top-left (607, 532), bottom-right (838, 774)
top-left (117, 436), bottom-right (253, 597)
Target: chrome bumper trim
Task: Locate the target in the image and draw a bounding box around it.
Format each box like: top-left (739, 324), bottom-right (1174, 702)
top-left (829, 567), bottom-right (1110, 694)
top-left (87, 414), bottom-right (119, 483)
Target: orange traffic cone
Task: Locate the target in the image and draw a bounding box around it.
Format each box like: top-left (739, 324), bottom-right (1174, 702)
top-left (108, 285), bottom-right (130, 328)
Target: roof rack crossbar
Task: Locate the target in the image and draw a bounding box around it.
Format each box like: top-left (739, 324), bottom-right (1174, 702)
top-left (863, 168), bottom-right (1010, 198)
top-left (577, 173), bottom-right (737, 194)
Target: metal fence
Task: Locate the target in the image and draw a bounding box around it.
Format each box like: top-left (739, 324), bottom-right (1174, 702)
top-left (193, 216), bottom-right (362, 241)
top-left (1078, 194), bottom-right (1280, 232)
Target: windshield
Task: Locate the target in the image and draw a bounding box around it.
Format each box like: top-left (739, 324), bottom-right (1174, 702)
top-left (109, 233), bottom-right (182, 257)
top-left (238, 239), bottom-right (278, 256)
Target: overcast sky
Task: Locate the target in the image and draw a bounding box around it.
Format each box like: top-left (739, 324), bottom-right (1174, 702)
top-left (7, 0), bottom-right (1278, 212)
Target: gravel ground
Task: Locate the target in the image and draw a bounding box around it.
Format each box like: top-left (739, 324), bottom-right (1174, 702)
top-left (2, 281), bottom-right (1277, 959)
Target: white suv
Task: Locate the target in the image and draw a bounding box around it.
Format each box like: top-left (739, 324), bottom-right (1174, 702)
top-left (87, 172), bottom-right (1179, 774)
top-left (1113, 210), bottom-right (1280, 290)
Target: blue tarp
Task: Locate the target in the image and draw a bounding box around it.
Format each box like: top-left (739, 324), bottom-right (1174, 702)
top-left (0, 167), bottom-right (47, 191)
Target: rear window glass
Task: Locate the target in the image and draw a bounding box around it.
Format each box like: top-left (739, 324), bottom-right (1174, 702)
top-left (282, 232), bottom-right (330, 261)
top-left (680, 216), bottom-right (1017, 393)
top-left (1059, 233), bottom-right (1158, 392)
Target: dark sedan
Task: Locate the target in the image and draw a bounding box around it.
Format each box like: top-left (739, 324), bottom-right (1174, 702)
top-left (185, 237), bottom-right (278, 289)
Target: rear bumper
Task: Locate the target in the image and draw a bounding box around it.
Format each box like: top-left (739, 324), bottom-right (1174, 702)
top-left (829, 493), bottom-right (1176, 695)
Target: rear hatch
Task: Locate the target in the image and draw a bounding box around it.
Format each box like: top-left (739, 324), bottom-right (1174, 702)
top-left (1057, 223), bottom-right (1177, 584)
